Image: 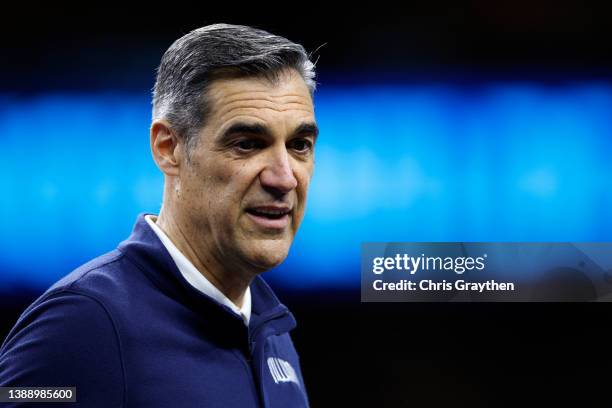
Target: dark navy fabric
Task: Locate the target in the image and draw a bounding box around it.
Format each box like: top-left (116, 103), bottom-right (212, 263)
top-left (0, 214), bottom-right (309, 407)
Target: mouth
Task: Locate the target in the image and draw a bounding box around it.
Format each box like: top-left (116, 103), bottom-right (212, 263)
top-left (245, 206), bottom-right (292, 230)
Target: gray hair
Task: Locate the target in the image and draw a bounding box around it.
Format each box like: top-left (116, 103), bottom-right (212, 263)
top-left (152, 24), bottom-right (317, 150)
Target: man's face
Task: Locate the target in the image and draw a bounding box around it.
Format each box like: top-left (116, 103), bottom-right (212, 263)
top-left (177, 69), bottom-right (317, 272)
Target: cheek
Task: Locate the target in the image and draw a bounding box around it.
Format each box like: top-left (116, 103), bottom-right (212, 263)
top-left (297, 164), bottom-right (314, 194)
top-left (294, 170), bottom-right (313, 215)
top-left (180, 161), bottom-right (232, 213)
top-left (299, 179), bottom-right (310, 200)
top-left (195, 155), bottom-right (238, 190)
top-left (201, 160), bottom-right (258, 214)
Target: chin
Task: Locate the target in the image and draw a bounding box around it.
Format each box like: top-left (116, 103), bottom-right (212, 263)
top-left (245, 240), bottom-right (291, 271)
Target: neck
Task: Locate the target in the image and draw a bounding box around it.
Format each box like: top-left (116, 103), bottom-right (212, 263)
top-left (154, 206), bottom-right (253, 308)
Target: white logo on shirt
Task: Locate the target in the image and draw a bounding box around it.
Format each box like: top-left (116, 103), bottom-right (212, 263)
top-left (267, 357), bottom-right (300, 387)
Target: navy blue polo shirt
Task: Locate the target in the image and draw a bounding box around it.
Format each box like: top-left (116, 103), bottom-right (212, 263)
top-left (0, 214), bottom-right (309, 407)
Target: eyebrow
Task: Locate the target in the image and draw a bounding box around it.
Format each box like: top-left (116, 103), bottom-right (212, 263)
top-left (219, 121), bottom-right (319, 142)
top-left (222, 122), bottom-right (268, 137)
top-left (294, 122), bottom-right (319, 140)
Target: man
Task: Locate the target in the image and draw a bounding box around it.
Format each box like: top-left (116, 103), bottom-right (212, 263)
top-left (0, 24), bottom-right (318, 407)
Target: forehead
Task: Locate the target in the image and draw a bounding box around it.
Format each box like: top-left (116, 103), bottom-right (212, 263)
top-left (205, 70), bottom-right (315, 128)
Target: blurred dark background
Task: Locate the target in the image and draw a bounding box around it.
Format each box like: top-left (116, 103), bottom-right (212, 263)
top-left (2, 3), bottom-right (612, 406)
top-left (4, 3), bottom-right (612, 92)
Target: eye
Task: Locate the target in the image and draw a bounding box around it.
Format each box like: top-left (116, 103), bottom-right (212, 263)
top-left (289, 138), bottom-right (313, 154)
top-left (234, 139), bottom-right (264, 152)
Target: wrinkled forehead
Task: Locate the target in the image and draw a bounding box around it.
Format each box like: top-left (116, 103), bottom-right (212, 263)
top-left (205, 69), bottom-right (315, 128)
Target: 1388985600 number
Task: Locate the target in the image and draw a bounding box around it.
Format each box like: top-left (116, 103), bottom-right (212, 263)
top-left (0, 387), bottom-right (76, 402)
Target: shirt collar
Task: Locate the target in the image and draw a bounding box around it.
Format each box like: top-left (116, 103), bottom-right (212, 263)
top-left (144, 214), bottom-right (251, 325)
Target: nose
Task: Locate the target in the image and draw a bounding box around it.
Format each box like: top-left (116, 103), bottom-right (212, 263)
top-left (260, 146), bottom-right (298, 196)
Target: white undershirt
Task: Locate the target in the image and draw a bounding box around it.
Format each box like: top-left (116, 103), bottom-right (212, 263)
top-left (144, 214), bottom-right (251, 325)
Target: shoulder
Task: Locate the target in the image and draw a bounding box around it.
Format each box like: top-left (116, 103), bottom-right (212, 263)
top-left (38, 247), bottom-right (150, 314)
top-left (3, 248), bottom-right (130, 353)
top-left (46, 249), bottom-right (125, 295)
top-left (0, 290), bottom-right (125, 406)
top-left (0, 250), bottom-right (136, 406)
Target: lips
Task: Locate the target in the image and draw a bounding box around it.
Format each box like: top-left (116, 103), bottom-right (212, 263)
top-left (245, 205), bottom-right (292, 229)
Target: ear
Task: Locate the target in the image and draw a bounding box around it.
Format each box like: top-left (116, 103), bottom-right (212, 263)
top-left (150, 120), bottom-right (183, 176)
